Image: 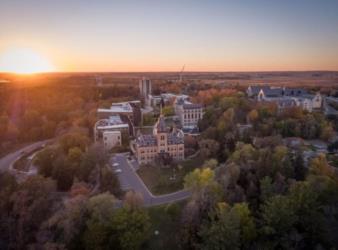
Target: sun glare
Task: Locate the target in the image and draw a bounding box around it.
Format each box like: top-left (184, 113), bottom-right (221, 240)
top-left (0, 48), bottom-right (55, 74)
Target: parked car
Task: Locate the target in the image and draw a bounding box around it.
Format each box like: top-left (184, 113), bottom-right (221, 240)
top-left (112, 163), bottom-right (119, 167)
top-left (114, 169), bottom-right (122, 173)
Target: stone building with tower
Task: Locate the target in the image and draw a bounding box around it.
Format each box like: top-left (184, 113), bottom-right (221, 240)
top-left (134, 114), bottom-right (185, 165)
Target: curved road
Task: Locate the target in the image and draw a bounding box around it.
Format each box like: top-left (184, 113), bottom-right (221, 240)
top-left (0, 142), bottom-right (191, 206)
top-left (0, 140), bottom-right (51, 173)
top-left (113, 154), bottom-right (192, 206)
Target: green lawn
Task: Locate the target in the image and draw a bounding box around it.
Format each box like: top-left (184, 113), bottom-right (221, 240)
top-left (137, 155), bottom-right (204, 195)
top-left (142, 202), bottom-right (185, 250)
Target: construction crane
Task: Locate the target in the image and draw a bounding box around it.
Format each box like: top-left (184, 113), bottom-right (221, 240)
top-left (179, 64), bottom-right (185, 83)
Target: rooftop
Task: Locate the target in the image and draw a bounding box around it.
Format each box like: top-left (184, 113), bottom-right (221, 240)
top-left (136, 134), bottom-right (157, 147)
top-left (95, 115), bottom-right (129, 130)
top-left (97, 102), bottom-right (133, 114)
top-left (183, 103), bottom-right (203, 110)
top-left (155, 115), bottom-right (167, 133)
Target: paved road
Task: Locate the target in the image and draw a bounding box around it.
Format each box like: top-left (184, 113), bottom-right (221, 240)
top-left (0, 142), bottom-right (191, 206)
top-left (0, 139), bottom-right (51, 173)
top-left (112, 153), bottom-right (192, 206)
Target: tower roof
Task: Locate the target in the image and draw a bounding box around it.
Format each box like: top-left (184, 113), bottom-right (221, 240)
top-left (156, 115), bottom-right (167, 133)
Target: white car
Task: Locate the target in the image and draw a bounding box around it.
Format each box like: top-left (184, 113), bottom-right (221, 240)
top-left (114, 169), bottom-right (122, 173)
top-left (112, 163), bottom-right (119, 167)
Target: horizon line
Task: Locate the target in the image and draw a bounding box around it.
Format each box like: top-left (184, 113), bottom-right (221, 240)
top-left (1, 69), bottom-right (338, 75)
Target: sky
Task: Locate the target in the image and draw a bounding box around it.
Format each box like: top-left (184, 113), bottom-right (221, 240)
top-left (1, 0), bottom-right (338, 72)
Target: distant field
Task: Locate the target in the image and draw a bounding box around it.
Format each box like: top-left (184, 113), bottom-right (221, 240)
top-left (1, 71), bottom-right (338, 88)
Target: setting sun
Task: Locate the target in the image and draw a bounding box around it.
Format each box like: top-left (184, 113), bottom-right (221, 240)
top-left (0, 48), bottom-right (55, 74)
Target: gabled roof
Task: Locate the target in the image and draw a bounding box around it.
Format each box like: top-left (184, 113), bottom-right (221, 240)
top-left (136, 134), bottom-right (157, 147)
top-left (284, 88), bottom-right (308, 96)
top-left (167, 133), bottom-right (184, 145)
top-left (249, 85), bottom-right (271, 95)
top-left (263, 87), bottom-right (283, 97)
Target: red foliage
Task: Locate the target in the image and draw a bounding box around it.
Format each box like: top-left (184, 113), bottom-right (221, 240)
top-left (192, 88), bottom-right (237, 104)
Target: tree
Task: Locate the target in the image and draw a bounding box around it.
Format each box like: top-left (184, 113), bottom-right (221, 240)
top-left (83, 193), bottom-right (117, 250)
top-left (320, 123), bottom-right (335, 142)
top-left (310, 154), bottom-right (336, 181)
top-left (123, 191), bottom-right (144, 210)
top-left (79, 144), bottom-right (106, 182)
top-left (42, 120), bottom-right (57, 138)
top-left (0, 173), bottom-right (18, 249)
top-left (10, 176), bottom-right (57, 249)
top-left (35, 147), bottom-right (58, 177)
top-left (198, 139), bottom-right (220, 158)
top-left (260, 176), bottom-right (274, 202)
top-left (184, 168), bottom-right (216, 192)
top-left (70, 181), bottom-right (91, 197)
top-left (0, 114), bottom-right (9, 140)
top-left (59, 133), bottom-right (90, 153)
top-left (162, 105), bottom-right (175, 116)
top-left (100, 167), bottom-right (121, 197)
top-left (261, 195), bottom-right (297, 249)
top-left (202, 159), bottom-right (218, 169)
top-left (293, 151), bottom-right (306, 181)
top-left (52, 155), bottom-right (74, 191)
top-left (247, 109), bottom-right (259, 124)
top-left (109, 207), bottom-right (150, 250)
top-left (288, 182), bottom-right (326, 246)
top-left (231, 143), bottom-right (256, 166)
top-left (179, 184), bottom-right (223, 249)
top-left (232, 203), bottom-right (256, 246)
top-left (199, 203), bottom-right (240, 250)
top-left (45, 195), bottom-right (89, 249)
top-left (68, 147), bottom-right (83, 166)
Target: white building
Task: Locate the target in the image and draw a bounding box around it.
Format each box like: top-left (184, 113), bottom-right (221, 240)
top-left (94, 115), bottom-right (129, 146)
top-left (147, 94), bottom-right (162, 107)
top-left (147, 93), bottom-right (190, 108)
top-left (174, 97), bottom-right (203, 130)
top-left (103, 131), bottom-right (122, 150)
top-left (97, 101), bottom-right (142, 128)
top-left (249, 86), bottom-right (323, 112)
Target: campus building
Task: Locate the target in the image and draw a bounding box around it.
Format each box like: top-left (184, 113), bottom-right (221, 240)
top-left (94, 101), bottom-right (142, 150)
top-left (97, 101), bottom-right (142, 129)
top-left (139, 77), bottom-right (152, 106)
top-left (247, 85), bottom-right (323, 112)
top-left (174, 96), bottom-right (204, 130)
top-left (134, 115), bottom-right (185, 165)
top-left (94, 115), bottom-right (129, 150)
top-left (102, 131), bottom-right (122, 150)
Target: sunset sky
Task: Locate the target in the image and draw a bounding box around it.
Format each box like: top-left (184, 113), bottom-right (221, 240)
top-left (1, 0), bottom-right (338, 72)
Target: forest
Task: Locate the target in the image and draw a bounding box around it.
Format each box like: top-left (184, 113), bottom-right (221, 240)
top-left (1, 74), bottom-right (338, 249)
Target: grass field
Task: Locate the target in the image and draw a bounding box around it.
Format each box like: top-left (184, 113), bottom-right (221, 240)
top-left (137, 155), bottom-right (204, 195)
